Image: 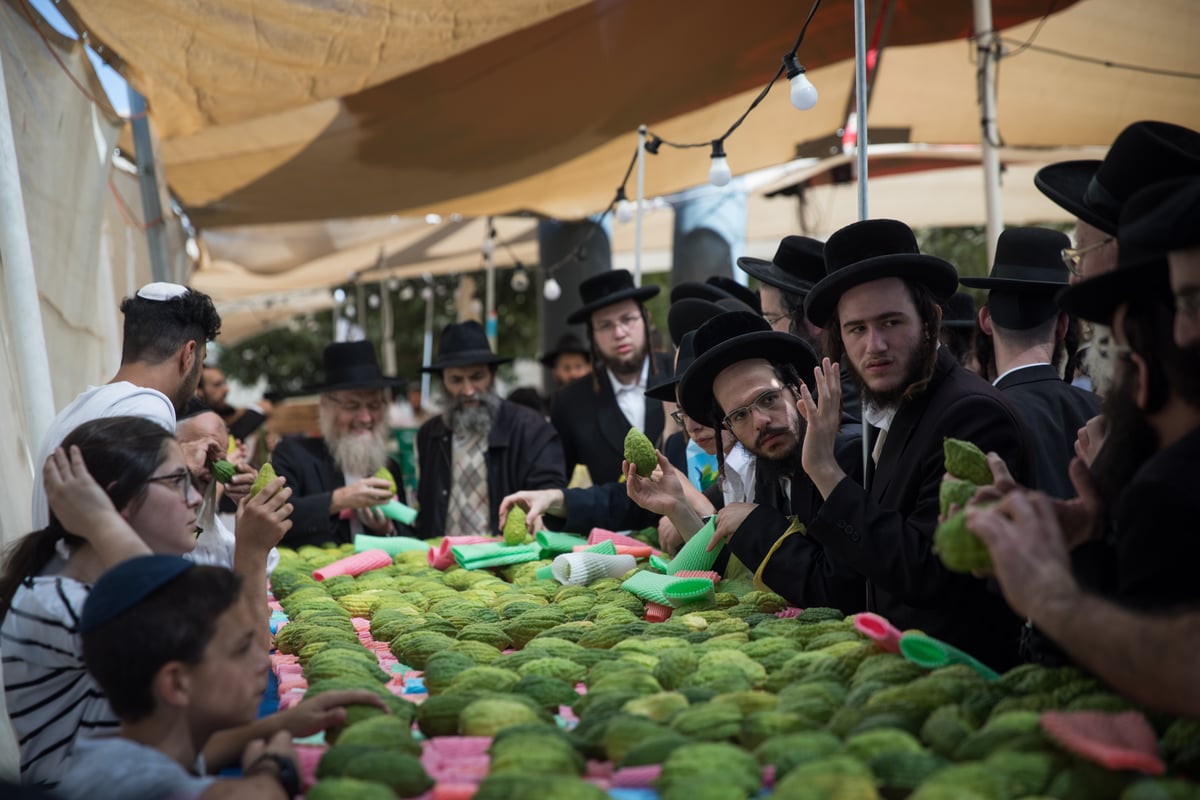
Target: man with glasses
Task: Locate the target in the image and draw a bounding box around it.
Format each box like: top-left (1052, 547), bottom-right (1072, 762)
top-left (551, 269), bottom-right (673, 485)
top-left (797, 219), bottom-right (1032, 671)
top-left (271, 341), bottom-right (410, 546)
top-left (31, 282), bottom-right (222, 530)
top-left (415, 321), bottom-right (564, 539)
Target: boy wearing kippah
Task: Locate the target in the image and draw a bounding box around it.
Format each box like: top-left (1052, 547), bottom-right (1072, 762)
top-left (56, 556), bottom-right (299, 800)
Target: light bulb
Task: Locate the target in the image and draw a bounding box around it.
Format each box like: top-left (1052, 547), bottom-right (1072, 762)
top-left (784, 54), bottom-right (818, 111)
top-left (616, 198), bottom-right (635, 224)
top-left (367, 293), bottom-right (380, 309)
top-left (420, 286), bottom-right (433, 301)
top-left (482, 237), bottom-right (495, 257)
top-left (708, 140), bottom-right (732, 187)
top-left (332, 288), bottom-right (347, 304)
top-left (344, 304), bottom-right (356, 318)
top-left (543, 276), bottom-right (562, 301)
top-left (400, 285), bottom-right (415, 301)
top-left (511, 268), bottom-right (529, 292)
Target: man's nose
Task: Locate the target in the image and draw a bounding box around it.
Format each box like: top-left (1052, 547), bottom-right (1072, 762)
top-left (865, 325), bottom-right (887, 352)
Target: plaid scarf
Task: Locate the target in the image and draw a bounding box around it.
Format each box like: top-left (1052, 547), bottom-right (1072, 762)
top-left (444, 430), bottom-right (489, 537)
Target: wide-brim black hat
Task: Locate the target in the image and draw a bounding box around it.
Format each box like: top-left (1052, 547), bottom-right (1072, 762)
top-left (567, 269), bottom-right (659, 325)
top-left (1055, 178), bottom-right (1181, 325)
top-left (667, 296), bottom-right (755, 347)
top-left (645, 330), bottom-right (699, 402)
top-left (1034, 121), bottom-right (1200, 236)
top-left (678, 311), bottom-right (819, 427)
top-left (706, 276), bottom-right (761, 314)
top-left (538, 332), bottom-right (591, 367)
top-left (670, 281), bottom-right (731, 304)
top-left (737, 235), bottom-right (826, 296)
top-left (939, 292), bottom-right (978, 329)
top-left (301, 340), bottom-right (405, 394)
top-left (804, 219), bottom-right (959, 328)
top-left (423, 320), bottom-right (513, 372)
top-left (1121, 175), bottom-right (1200, 254)
top-left (960, 227), bottom-right (1072, 292)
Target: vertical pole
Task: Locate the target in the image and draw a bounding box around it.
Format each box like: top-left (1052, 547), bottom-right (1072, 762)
top-left (380, 277), bottom-right (397, 376)
top-left (634, 126), bottom-right (647, 287)
top-left (126, 88), bottom-right (170, 282)
top-left (853, 0), bottom-right (870, 221)
top-left (974, 0), bottom-right (1003, 265)
top-left (484, 217), bottom-right (497, 350)
top-left (421, 275), bottom-right (434, 407)
top-left (0, 49), bottom-right (55, 452)
top-left (854, 0), bottom-right (871, 488)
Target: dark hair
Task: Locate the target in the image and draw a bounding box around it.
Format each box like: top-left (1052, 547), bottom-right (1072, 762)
top-left (1120, 286), bottom-right (1200, 411)
top-left (119, 290), bottom-right (221, 365)
top-left (585, 303), bottom-right (660, 391)
top-left (0, 417), bottom-right (175, 620)
top-left (506, 386), bottom-right (547, 415)
top-left (780, 288), bottom-right (808, 337)
top-left (82, 566), bottom-right (243, 722)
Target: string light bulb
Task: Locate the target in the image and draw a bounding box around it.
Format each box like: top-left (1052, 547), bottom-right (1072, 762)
top-left (614, 187), bottom-right (634, 223)
top-left (543, 276), bottom-right (562, 301)
top-left (511, 266), bottom-right (530, 292)
top-left (783, 53), bottom-right (819, 110)
top-left (708, 140), bottom-right (732, 187)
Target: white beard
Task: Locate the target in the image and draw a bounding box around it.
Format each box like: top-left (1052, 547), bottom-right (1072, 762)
top-left (320, 408), bottom-right (390, 476)
top-left (1082, 323), bottom-right (1117, 395)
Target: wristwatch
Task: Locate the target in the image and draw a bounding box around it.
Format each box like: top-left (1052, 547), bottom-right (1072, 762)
top-left (249, 751), bottom-right (301, 798)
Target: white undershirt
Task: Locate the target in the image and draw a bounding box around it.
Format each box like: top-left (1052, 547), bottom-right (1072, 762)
top-left (992, 361), bottom-right (1051, 387)
top-left (607, 357), bottom-right (650, 432)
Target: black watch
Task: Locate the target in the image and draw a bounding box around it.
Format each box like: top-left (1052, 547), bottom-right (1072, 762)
top-left (249, 751), bottom-right (301, 798)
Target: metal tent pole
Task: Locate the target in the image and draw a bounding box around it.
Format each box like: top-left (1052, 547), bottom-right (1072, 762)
top-left (974, 0), bottom-right (1004, 264)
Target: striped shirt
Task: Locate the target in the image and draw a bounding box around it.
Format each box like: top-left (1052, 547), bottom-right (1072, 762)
top-left (1, 575), bottom-right (118, 787)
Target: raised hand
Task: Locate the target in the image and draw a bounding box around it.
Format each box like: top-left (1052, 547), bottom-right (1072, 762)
top-left (236, 477), bottom-right (293, 554)
top-left (43, 445), bottom-right (150, 563)
top-left (798, 358), bottom-right (846, 498)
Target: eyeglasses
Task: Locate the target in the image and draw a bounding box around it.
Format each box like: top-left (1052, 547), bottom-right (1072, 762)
top-left (326, 396), bottom-right (385, 415)
top-left (145, 468), bottom-right (199, 499)
top-left (1060, 237), bottom-right (1114, 277)
top-left (762, 312), bottom-right (789, 328)
top-left (721, 388), bottom-right (786, 431)
top-left (1177, 290), bottom-right (1200, 320)
top-left (593, 313), bottom-right (643, 337)
top-left (670, 410), bottom-right (688, 425)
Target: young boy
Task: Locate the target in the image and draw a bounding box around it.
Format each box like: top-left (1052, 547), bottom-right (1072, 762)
top-left (56, 555), bottom-right (300, 800)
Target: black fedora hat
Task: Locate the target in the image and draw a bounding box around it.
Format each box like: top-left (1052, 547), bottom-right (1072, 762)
top-left (645, 330), bottom-right (698, 403)
top-left (422, 321), bottom-right (513, 372)
top-left (1121, 175), bottom-right (1200, 254)
top-left (678, 311), bottom-right (819, 427)
top-left (567, 269), bottom-right (659, 325)
top-left (538, 333), bottom-right (591, 367)
top-left (302, 340), bottom-right (404, 394)
top-left (939, 292), bottom-right (978, 329)
top-left (960, 227), bottom-right (1072, 292)
top-left (1034, 121), bottom-right (1200, 236)
top-left (670, 281), bottom-right (731, 304)
top-left (804, 219), bottom-right (959, 328)
top-left (707, 276), bottom-right (761, 314)
top-left (1055, 179), bottom-right (1185, 326)
top-left (667, 296), bottom-right (755, 347)
top-left (737, 235), bottom-right (826, 296)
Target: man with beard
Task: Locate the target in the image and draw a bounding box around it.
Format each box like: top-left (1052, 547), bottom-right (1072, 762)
top-left (797, 219), bottom-right (1032, 670)
top-left (968, 179), bottom-right (1200, 714)
top-left (271, 341), bottom-right (409, 547)
top-left (613, 311), bottom-right (864, 610)
top-left (961, 227), bottom-right (1100, 499)
top-left (551, 270), bottom-right (673, 485)
top-left (197, 364), bottom-right (268, 444)
top-left (31, 282), bottom-right (222, 529)
top-left (737, 235), bottom-right (862, 421)
top-left (415, 321), bottom-right (565, 539)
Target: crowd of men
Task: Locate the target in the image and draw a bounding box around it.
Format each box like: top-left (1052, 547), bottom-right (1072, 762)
top-left (5, 122), bottom-right (1199, 789)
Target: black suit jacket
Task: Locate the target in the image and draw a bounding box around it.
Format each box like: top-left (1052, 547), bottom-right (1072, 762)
top-left (995, 364), bottom-right (1100, 499)
top-left (415, 401), bottom-right (566, 538)
top-left (550, 353), bottom-right (674, 485)
top-left (808, 347), bottom-right (1033, 671)
top-left (270, 436), bottom-right (408, 548)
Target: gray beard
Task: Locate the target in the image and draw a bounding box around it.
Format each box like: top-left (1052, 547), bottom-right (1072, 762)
top-left (1082, 324), bottom-right (1116, 395)
top-left (446, 391), bottom-right (500, 439)
top-left (320, 411), bottom-right (390, 476)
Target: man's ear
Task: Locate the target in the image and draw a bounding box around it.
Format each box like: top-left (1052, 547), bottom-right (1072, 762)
top-left (154, 660), bottom-right (193, 710)
top-left (978, 306), bottom-right (993, 337)
top-left (1131, 352), bottom-right (1152, 411)
top-left (1055, 312), bottom-right (1070, 341)
top-left (179, 339), bottom-right (199, 376)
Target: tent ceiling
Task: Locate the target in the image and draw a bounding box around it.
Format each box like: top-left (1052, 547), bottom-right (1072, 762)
top-left (58, 0), bottom-right (1094, 227)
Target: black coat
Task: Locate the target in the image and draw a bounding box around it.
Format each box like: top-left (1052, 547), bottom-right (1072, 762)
top-left (807, 347), bottom-right (1033, 671)
top-left (995, 364), bottom-right (1100, 499)
top-left (270, 436), bottom-right (408, 548)
top-left (549, 431), bottom-right (688, 534)
top-left (726, 430), bottom-right (867, 613)
top-left (416, 400), bottom-right (566, 538)
top-left (550, 353), bottom-right (674, 486)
